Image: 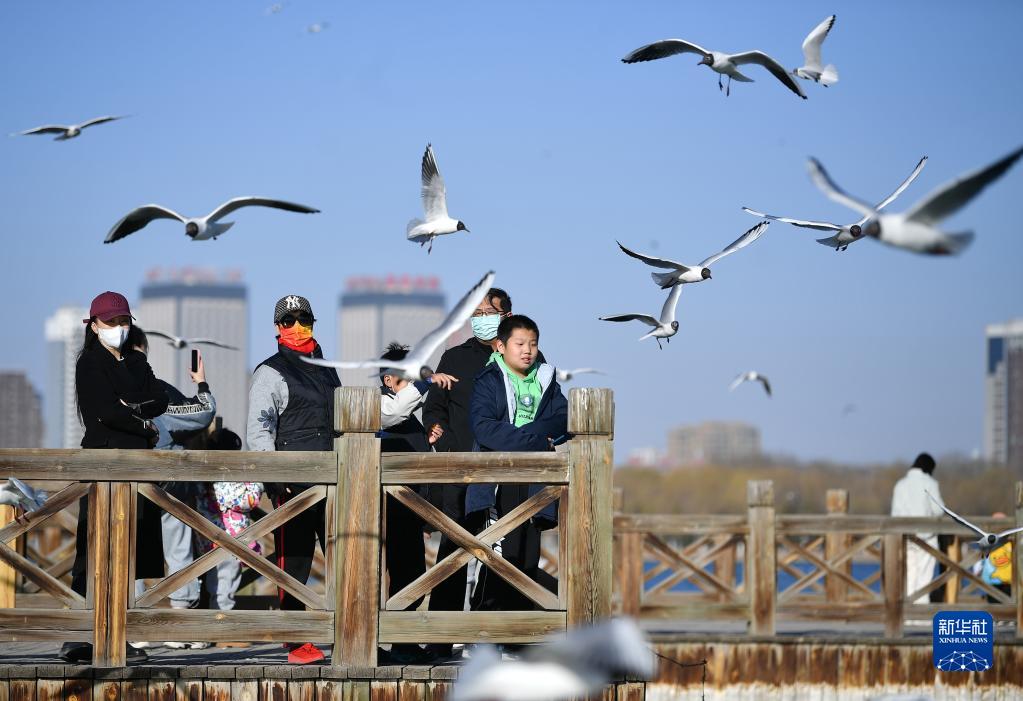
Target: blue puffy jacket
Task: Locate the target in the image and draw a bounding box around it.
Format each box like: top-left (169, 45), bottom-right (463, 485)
top-left (466, 360), bottom-right (567, 521)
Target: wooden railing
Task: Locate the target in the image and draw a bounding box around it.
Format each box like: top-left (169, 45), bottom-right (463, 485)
top-left (614, 480), bottom-right (1023, 638)
top-left (0, 386), bottom-right (614, 666)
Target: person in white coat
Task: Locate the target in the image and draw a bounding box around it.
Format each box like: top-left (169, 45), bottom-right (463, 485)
top-left (890, 453), bottom-right (944, 604)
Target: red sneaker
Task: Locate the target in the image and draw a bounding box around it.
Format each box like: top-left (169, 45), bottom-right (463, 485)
top-left (288, 643), bottom-right (325, 665)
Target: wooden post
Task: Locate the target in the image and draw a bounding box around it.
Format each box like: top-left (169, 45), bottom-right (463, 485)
top-left (0, 505), bottom-right (14, 609)
top-left (883, 533), bottom-right (905, 638)
top-left (618, 532), bottom-right (643, 617)
top-left (824, 489), bottom-right (849, 603)
top-left (105, 482), bottom-right (131, 667)
top-left (945, 537), bottom-right (960, 604)
top-left (566, 388), bottom-right (614, 627)
top-left (714, 535), bottom-right (736, 603)
top-left (334, 387), bottom-right (381, 667)
top-left (90, 482), bottom-right (113, 665)
top-left (1015, 481), bottom-right (1022, 639)
top-left (746, 480), bottom-right (775, 636)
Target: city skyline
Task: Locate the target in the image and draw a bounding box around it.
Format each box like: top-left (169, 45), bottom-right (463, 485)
top-left (0, 372), bottom-right (43, 449)
top-left (4, 2), bottom-right (1022, 464)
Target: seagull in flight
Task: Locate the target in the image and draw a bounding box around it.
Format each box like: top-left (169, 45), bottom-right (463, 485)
top-left (144, 330), bottom-right (239, 351)
top-left (793, 15), bottom-right (838, 86)
top-left (617, 221), bottom-right (768, 288)
top-left (407, 144), bottom-right (469, 254)
top-left (743, 157), bottom-right (927, 251)
top-left (453, 618), bottom-right (654, 701)
top-left (13, 115), bottom-right (127, 141)
top-left (304, 271), bottom-right (495, 380)
top-left (556, 368), bottom-right (605, 383)
top-left (808, 146), bottom-right (1023, 255)
top-left (927, 492), bottom-right (1023, 553)
top-left (622, 39), bottom-right (807, 98)
top-left (729, 371), bottom-right (772, 397)
top-left (600, 283), bottom-right (683, 349)
top-left (104, 196), bottom-right (320, 243)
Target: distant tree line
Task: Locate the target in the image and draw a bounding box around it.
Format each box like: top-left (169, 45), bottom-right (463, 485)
top-left (613, 456), bottom-right (1020, 516)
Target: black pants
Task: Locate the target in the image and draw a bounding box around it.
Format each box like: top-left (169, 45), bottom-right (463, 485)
top-left (426, 485), bottom-right (486, 614)
top-left (274, 485), bottom-right (326, 611)
top-left (470, 484), bottom-right (557, 612)
top-left (384, 495), bottom-right (426, 607)
top-left (70, 495), bottom-right (164, 597)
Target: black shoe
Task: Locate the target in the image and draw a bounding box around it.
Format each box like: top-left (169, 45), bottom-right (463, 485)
top-left (423, 643), bottom-right (463, 664)
top-left (59, 642), bottom-right (92, 664)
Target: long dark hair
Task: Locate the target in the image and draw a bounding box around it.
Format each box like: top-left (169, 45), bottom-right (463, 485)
top-left (74, 321), bottom-right (102, 425)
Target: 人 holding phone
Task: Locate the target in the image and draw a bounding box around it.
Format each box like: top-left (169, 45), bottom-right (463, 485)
top-left (189, 348), bottom-right (206, 384)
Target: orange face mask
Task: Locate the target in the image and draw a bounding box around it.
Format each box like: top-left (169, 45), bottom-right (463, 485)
top-left (278, 323), bottom-right (315, 352)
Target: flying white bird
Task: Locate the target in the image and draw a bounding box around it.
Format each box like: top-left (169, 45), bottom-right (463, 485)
top-left (793, 15), bottom-right (838, 86)
top-left (556, 368), bottom-right (605, 383)
top-left (808, 146), bottom-right (1023, 255)
top-left (0, 478), bottom-right (47, 512)
top-left (600, 283), bottom-right (683, 349)
top-left (307, 21), bottom-right (329, 33)
top-left (453, 618), bottom-right (655, 701)
top-left (617, 221), bottom-right (768, 288)
top-left (304, 271), bottom-right (495, 380)
top-left (729, 371), bottom-right (772, 397)
top-left (743, 157), bottom-right (927, 251)
top-left (622, 39), bottom-right (807, 98)
top-left (144, 330), bottom-right (239, 351)
top-left (104, 197), bottom-right (320, 243)
top-left (927, 492), bottom-right (1023, 553)
top-left (407, 144), bottom-right (469, 254)
top-left (13, 115), bottom-right (127, 141)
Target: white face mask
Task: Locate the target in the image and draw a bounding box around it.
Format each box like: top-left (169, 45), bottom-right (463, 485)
top-left (95, 324), bottom-right (129, 350)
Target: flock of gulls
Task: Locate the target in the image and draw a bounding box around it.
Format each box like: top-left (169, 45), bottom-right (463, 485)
top-left (6, 8), bottom-right (1023, 696)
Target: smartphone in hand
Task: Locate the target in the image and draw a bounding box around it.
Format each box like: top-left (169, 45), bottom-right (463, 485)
top-left (191, 349), bottom-right (199, 373)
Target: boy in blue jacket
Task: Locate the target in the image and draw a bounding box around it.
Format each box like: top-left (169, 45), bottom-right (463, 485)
top-left (468, 315), bottom-right (567, 611)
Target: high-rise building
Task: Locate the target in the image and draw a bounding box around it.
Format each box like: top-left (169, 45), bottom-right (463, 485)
top-left (336, 275), bottom-right (447, 387)
top-left (45, 306), bottom-right (87, 448)
top-left (137, 268), bottom-right (249, 442)
top-left (985, 319), bottom-right (1023, 469)
top-left (0, 372), bottom-right (43, 449)
top-left (667, 421), bottom-right (761, 465)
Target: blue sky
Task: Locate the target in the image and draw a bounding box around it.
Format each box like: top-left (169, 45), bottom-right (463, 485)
top-left (2, 1), bottom-right (1021, 463)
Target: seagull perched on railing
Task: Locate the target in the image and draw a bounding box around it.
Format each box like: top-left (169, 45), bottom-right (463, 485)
top-left (743, 157), bottom-right (927, 252)
top-left (453, 618), bottom-right (655, 701)
top-left (793, 15), bottom-right (839, 87)
top-left (927, 492), bottom-right (1023, 553)
top-left (807, 146), bottom-right (1023, 255)
top-left (617, 221), bottom-right (768, 289)
top-left (622, 38), bottom-right (807, 98)
top-left (104, 196), bottom-right (320, 243)
top-left (144, 330), bottom-right (238, 351)
top-left (13, 115), bottom-right (127, 141)
top-left (304, 271), bottom-right (495, 380)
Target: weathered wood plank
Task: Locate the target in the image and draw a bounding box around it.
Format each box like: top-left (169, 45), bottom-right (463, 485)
top-left (638, 601), bottom-right (751, 619)
top-left (230, 682), bottom-right (257, 701)
top-left (618, 532), bottom-right (643, 618)
top-left (119, 682), bottom-right (145, 701)
top-left (557, 487), bottom-right (568, 610)
top-left (313, 682), bottom-right (339, 701)
top-left (613, 514), bottom-right (749, 535)
top-left (824, 489), bottom-right (850, 603)
top-left (124, 610), bottom-right (332, 643)
top-left (0, 450), bottom-right (337, 484)
top-left (379, 611), bottom-right (565, 643)
top-left (746, 480), bottom-right (775, 636)
top-left (0, 610), bottom-right (92, 629)
top-left (90, 483), bottom-right (112, 666)
top-left (567, 388), bottom-right (614, 436)
top-left (106, 483), bottom-right (131, 667)
top-left (883, 533), bottom-right (904, 638)
top-left (9, 680), bottom-right (34, 701)
top-left (94, 680), bottom-right (120, 701)
top-left (39, 679), bottom-right (64, 701)
top-left (258, 680), bottom-right (286, 701)
top-left (336, 434), bottom-right (381, 666)
top-left (0, 542), bottom-right (85, 609)
top-left (136, 487), bottom-right (326, 608)
top-left (336, 387), bottom-right (382, 435)
top-left (64, 678), bottom-right (93, 701)
top-left (174, 679), bottom-right (201, 701)
top-left (567, 438), bottom-right (613, 626)
top-left (202, 682), bottom-right (230, 701)
top-left (368, 684), bottom-right (395, 701)
top-left (384, 486), bottom-right (562, 611)
top-left (386, 486), bottom-right (560, 611)
top-left (138, 483), bottom-right (323, 610)
top-left (0, 483), bottom-right (90, 546)
top-left (0, 504), bottom-right (17, 608)
top-left (380, 453), bottom-right (569, 485)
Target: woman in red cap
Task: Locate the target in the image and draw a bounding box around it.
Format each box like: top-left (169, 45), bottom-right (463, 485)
top-left (61, 291), bottom-right (169, 664)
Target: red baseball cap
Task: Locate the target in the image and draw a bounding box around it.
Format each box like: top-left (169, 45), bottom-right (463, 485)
top-left (83, 291), bottom-right (134, 323)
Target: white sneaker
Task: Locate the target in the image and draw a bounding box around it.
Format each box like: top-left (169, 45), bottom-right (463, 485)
top-left (131, 642), bottom-right (154, 649)
top-left (165, 641), bottom-right (211, 649)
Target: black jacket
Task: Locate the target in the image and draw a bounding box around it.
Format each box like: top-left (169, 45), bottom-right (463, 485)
top-left (422, 337), bottom-right (545, 453)
top-left (76, 343), bottom-right (169, 449)
top-left (256, 343), bottom-right (341, 452)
